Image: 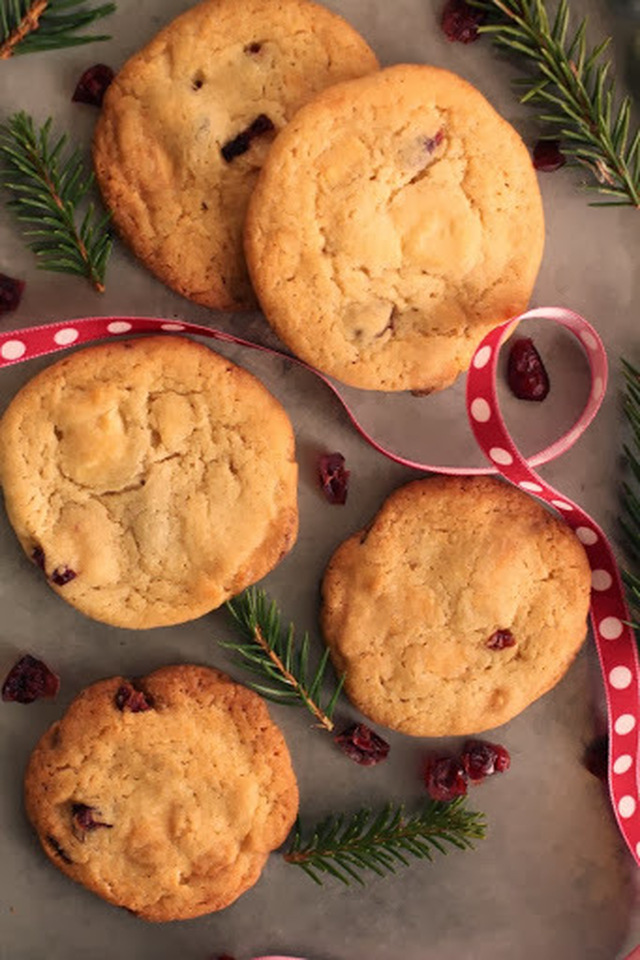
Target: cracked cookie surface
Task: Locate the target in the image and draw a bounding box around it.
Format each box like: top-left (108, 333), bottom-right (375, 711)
top-left (321, 476), bottom-right (590, 735)
top-left (245, 64), bottom-right (545, 391)
top-left (0, 336), bottom-right (298, 628)
top-left (24, 665), bottom-right (299, 921)
top-left (92, 0), bottom-right (378, 311)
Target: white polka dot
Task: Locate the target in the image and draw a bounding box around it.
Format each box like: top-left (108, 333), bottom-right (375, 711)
top-left (600, 617), bottom-right (624, 640)
top-left (160, 323), bottom-right (186, 331)
top-left (107, 321), bottom-right (132, 334)
top-left (619, 795), bottom-right (636, 819)
top-left (489, 447), bottom-right (513, 466)
top-left (614, 754), bottom-right (633, 775)
top-left (473, 346), bottom-right (492, 369)
top-left (53, 328), bottom-right (79, 346)
top-left (576, 526), bottom-right (598, 546)
top-left (0, 339), bottom-right (26, 360)
top-left (470, 398), bottom-right (491, 423)
top-left (615, 714), bottom-right (636, 735)
top-left (551, 499), bottom-right (572, 511)
top-left (591, 569), bottom-right (613, 591)
top-left (610, 666), bottom-right (633, 690)
top-left (593, 376), bottom-right (604, 399)
top-left (520, 481), bottom-right (543, 493)
top-left (581, 330), bottom-right (598, 350)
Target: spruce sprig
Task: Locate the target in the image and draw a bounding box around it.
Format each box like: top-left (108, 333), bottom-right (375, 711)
top-left (284, 799), bottom-right (486, 886)
top-left (0, 112), bottom-right (112, 292)
top-left (0, 0), bottom-right (114, 58)
top-left (621, 360), bottom-right (640, 624)
top-left (475, 0), bottom-right (640, 207)
top-left (224, 588), bottom-right (345, 731)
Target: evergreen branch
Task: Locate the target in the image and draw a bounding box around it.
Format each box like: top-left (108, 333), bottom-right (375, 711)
top-left (223, 588), bottom-right (345, 732)
top-left (0, 0), bottom-right (114, 57)
top-left (0, 112), bottom-right (112, 292)
top-left (284, 799), bottom-right (486, 886)
top-left (475, 0), bottom-right (640, 207)
top-left (622, 360), bottom-right (640, 634)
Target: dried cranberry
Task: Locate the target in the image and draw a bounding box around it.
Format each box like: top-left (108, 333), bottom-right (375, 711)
top-left (507, 337), bottom-right (550, 401)
top-left (46, 835), bottom-right (73, 864)
top-left (50, 566), bottom-right (77, 586)
top-left (486, 628), bottom-right (516, 650)
top-left (461, 740), bottom-right (511, 782)
top-left (0, 272), bottom-right (25, 315)
top-left (334, 722), bottom-right (390, 766)
top-left (441, 0), bottom-right (485, 43)
top-left (71, 803), bottom-right (112, 835)
top-left (318, 452), bottom-right (350, 505)
top-left (115, 682), bottom-right (153, 712)
top-left (31, 545), bottom-right (46, 571)
top-left (72, 64), bottom-right (115, 107)
top-left (221, 114), bottom-right (275, 162)
top-left (584, 734), bottom-right (608, 782)
top-left (425, 756), bottom-right (468, 802)
top-left (424, 129), bottom-right (444, 153)
top-left (532, 139), bottom-right (566, 172)
top-left (2, 654), bottom-right (59, 704)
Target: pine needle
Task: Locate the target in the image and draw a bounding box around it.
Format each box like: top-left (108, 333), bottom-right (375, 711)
top-left (474, 0), bottom-right (640, 208)
top-left (284, 799), bottom-right (487, 885)
top-left (0, 0), bottom-right (114, 58)
top-left (0, 112), bottom-right (112, 292)
top-left (223, 588), bottom-right (345, 732)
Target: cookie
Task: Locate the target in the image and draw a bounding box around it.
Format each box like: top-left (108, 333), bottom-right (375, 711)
top-left (321, 476), bottom-right (591, 736)
top-left (24, 665), bottom-right (299, 921)
top-left (0, 336), bottom-right (298, 629)
top-left (245, 64), bottom-right (545, 391)
top-left (93, 0), bottom-right (378, 310)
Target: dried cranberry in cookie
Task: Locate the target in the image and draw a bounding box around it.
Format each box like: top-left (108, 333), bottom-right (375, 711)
top-left (245, 65), bottom-right (544, 392)
top-left (321, 476), bottom-right (590, 735)
top-left (24, 665), bottom-right (299, 921)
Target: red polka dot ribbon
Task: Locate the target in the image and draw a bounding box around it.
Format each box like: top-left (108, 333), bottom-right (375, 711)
top-left (0, 308), bottom-right (638, 867)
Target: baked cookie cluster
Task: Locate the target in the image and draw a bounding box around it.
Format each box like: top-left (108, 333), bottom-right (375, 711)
top-left (93, 0), bottom-right (543, 393)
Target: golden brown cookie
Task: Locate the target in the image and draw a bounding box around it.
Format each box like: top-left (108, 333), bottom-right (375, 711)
top-left (0, 336), bottom-right (298, 628)
top-left (24, 665), bottom-right (299, 921)
top-left (321, 476), bottom-right (590, 735)
top-left (245, 64), bottom-right (545, 391)
top-left (93, 0), bottom-right (378, 310)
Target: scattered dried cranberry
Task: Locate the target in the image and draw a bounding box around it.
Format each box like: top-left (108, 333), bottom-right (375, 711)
top-left (71, 803), bottom-right (112, 835)
top-left (318, 452), bottom-right (350, 505)
top-left (115, 682), bottom-right (153, 712)
top-left (532, 139), bottom-right (566, 172)
top-left (50, 566), bottom-right (77, 586)
top-left (486, 628), bottom-right (516, 650)
top-left (425, 756), bottom-right (468, 802)
top-left (0, 272), bottom-right (25, 315)
top-left (507, 337), bottom-right (550, 401)
top-left (461, 740), bottom-right (511, 782)
top-left (72, 64), bottom-right (115, 107)
top-left (441, 0), bottom-right (485, 43)
top-left (334, 722), bottom-right (390, 766)
top-left (221, 114), bottom-right (275, 162)
top-left (584, 734), bottom-right (608, 782)
top-left (2, 654), bottom-right (59, 704)
top-left (31, 545), bottom-right (46, 571)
